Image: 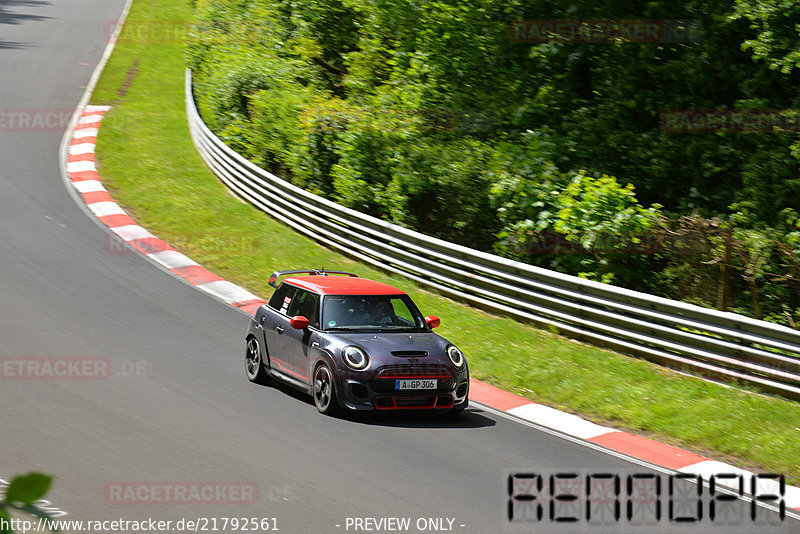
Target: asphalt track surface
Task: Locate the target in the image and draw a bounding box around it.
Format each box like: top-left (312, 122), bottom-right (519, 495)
top-left (0, 1), bottom-right (797, 533)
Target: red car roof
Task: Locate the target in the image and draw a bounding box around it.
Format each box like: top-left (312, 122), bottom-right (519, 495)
top-left (283, 275), bottom-right (406, 296)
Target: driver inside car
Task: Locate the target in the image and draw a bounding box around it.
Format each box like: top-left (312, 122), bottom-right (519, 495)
top-left (364, 298), bottom-right (395, 326)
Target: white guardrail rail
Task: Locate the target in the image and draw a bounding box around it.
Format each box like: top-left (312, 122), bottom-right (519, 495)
top-left (186, 70), bottom-right (800, 401)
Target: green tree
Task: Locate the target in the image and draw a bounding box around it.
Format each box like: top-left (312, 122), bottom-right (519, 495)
top-left (186, 0), bottom-right (800, 324)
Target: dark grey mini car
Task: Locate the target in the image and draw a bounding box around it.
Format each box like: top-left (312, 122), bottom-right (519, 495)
top-left (245, 269), bottom-right (469, 415)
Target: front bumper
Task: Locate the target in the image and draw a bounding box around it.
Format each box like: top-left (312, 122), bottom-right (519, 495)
top-left (336, 364), bottom-right (469, 411)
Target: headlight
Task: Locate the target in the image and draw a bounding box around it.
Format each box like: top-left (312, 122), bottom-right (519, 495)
top-left (447, 345), bottom-right (464, 367)
top-left (342, 346), bottom-right (369, 370)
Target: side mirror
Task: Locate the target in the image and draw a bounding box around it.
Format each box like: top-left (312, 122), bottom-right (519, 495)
top-left (290, 316), bottom-right (310, 330)
top-left (425, 315), bottom-right (441, 329)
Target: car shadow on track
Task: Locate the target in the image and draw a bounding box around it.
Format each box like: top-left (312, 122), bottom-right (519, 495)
top-left (344, 409), bottom-right (496, 429)
top-left (262, 379), bottom-right (496, 429)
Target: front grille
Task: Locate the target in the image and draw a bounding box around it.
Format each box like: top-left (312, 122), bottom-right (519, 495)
top-left (375, 396), bottom-right (454, 410)
top-left (395, 396), bottom-right (435, 407)
top-left (371, 364), bottom-right (454, 393)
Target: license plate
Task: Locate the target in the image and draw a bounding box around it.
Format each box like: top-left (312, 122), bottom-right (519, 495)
top-left (395, 379), bottom-right (437, 390)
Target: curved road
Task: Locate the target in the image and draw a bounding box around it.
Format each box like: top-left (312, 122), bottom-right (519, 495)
top-left (0, 1), bottom-right (795, 533)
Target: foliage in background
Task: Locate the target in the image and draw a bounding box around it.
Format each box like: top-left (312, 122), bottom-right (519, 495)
top-left (0, 473), bottom-right (56, 533)
top-left (187, 0), bottom-right (800, 326)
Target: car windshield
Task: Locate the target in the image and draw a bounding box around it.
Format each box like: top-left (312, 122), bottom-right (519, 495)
top-left (322, 295), bottom-right (426, 332)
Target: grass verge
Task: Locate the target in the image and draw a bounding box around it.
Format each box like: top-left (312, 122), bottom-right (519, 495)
top-left (91, 0), bottom-right (799, 482)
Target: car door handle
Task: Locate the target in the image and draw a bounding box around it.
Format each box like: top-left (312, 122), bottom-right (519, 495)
top-left (276, 326), bottom-right (284, 334)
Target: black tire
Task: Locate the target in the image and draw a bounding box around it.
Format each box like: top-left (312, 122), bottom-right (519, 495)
top-left (312, 363), bottom-right (340, 416)
top-left (245, 336), bottom-right (270, 385)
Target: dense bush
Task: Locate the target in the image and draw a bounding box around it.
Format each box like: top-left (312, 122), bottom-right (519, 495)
top-left (188, 0), bottom-right (800, 326)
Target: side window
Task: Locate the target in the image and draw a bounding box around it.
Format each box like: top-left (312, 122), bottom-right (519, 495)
top-left (286, 289), bottom-right (320, 328)
top-left (268, 283), bottom-right (297, 315)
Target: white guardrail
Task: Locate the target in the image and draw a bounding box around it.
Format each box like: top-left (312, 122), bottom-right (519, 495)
top-left (185, 70), bottom-right (800, 401)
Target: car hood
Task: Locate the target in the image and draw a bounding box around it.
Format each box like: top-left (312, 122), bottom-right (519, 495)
top-left (325, 331), bottom-right (451, 357)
